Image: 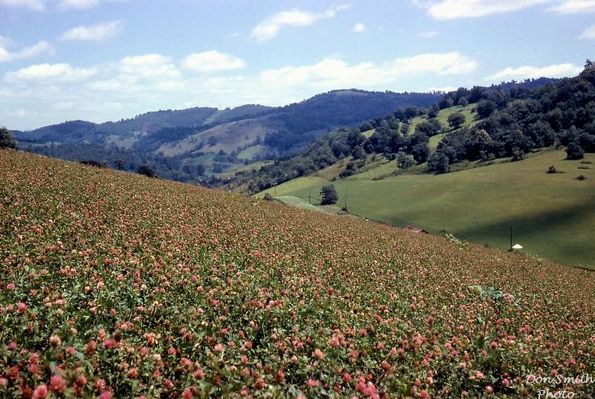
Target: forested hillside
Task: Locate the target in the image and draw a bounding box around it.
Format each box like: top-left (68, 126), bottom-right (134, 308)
top-left (12, 90), bottom-right (440, 183)
top-left (231, 66), bottom-right (593, 193)
top-left (428, 62), bottom-right (595, 173)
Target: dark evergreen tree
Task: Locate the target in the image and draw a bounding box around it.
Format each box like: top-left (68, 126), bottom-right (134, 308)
top-left (400, 123), bottom-right (410, 135)
top-left (346, 130), bottom-right (365, 148)
top-left (427, 151), bottom-right (450, 173)
top-left (137, 164), bottom-right (158, 178)
top-left (0, 127), bottom-right (17, 149)
top-left (415, 119), bottom-right (442, 137)
top-left (396, 152), bottom-right (414, 169)
top-left (447, 112), bottom-right (466, 130)
top-left (428, 104), bottom-right (439, 118)
top-left (320, 185), bottom-right (338, 205)
top-left (566, 142), bottom-right (584, 160)
top-left (476, 100), bottom-right (497, 118)
top-left (404, 107), bottom-right (419, 120)
top-left (411, 143), bottom-right (430, 164)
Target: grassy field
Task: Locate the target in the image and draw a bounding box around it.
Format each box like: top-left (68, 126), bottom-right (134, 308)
top-left (313, 158), bottom-right (351, 180)
top-left (273, 195), bottom-right (327, 212)
top-left (429, 133), bottom-right (446, 151)
top-left (237, 145), bottom-right (267, 161)
top-left (217, 160), bottom-right (272, 179)
top-left (159, 118), bottom-right (269, 157)
top-left (361, 128), bottom-right (375, 138)
top-left (260, 149), bottom-right (595, 269)
top-left (410, 104), bottom-right (477, 132)
top-left (348, 158), bottom-right (398, 181)
top-left (436, 104), bottom-right (477, 129)
top-left (1, 149), bottom-right (593, 398)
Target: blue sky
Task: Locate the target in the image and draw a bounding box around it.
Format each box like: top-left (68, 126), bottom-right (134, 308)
top-left (0, 0), bottom-right (593, 130)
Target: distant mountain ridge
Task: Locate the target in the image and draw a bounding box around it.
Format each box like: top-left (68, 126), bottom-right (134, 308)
top-left (12, 89), bottom-right (443, 182)
top-left (11, 80), bottom-right (558, 184)
top-left (16, 104), bottom-right (271, 142)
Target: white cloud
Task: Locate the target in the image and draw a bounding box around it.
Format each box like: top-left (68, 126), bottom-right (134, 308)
top-left (580, 24), bottom-right (595, 38)
top-left (485, 63), bottom-right (582, 81)
top-left (86, 53), bottom-right (196, 94)
top-left (418, 30), bottom-right (440, 37)
top-left (429, 86), bottom-right (458, 92)
top-left (4, 63), bottom-right (97, 82)
top-left (0, 40), bottom-right (54, 62)
top-left (182, 51), bottom-right (246, 72)
top-left (353, 22), bottom-right (366, 33)
top-left (59, 0), bottom-right (126, 10)
top-left (2, 51), bottom-right (479, 129)
top-left (414, 0), bottom-right (595, 18)
top-left (61, 21), bottom-right (123, 41)
top-left (0, 0), bottom-right (45, 11)
top-left (59, 0), bottom-right (99, 9)
top-left (0, 48), bottom-right (11, 62)
top-left (14, 108), bottom-right (37, 117)
top-left (260, 52), bottom-right (477, 90)
top-left (414, 0), bottom-right (550, 20)
top-left (389, 52), bottom-right (478, 75)
top-left (251, 3), bottom-right (351, 41)
top-left (16, 40), bottom-right (54, 58)
top-left (118, 54), bottom-right (180, 79)
top-left (0, 0), bottom-right (124, 11)
top-left (549, 0), bottom-right (595, 13)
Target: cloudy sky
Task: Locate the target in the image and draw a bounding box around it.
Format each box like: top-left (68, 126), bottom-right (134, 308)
top-left (0, 0), bottom-right (592, 130)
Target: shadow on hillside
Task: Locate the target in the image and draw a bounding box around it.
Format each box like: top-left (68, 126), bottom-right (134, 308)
top-left (454, 197), bottom-right (595, 267)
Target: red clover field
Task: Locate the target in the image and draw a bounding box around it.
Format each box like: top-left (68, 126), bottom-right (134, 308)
top-left (0, 150), bottom-right (593, 398)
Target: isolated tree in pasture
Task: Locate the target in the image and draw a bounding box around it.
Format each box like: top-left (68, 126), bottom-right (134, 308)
top-left (448, 112), bottom-right (466, 130)
top-left (320, 185), bottom-right (338, 205)
top-left (0, 127), bottom-right (17, 149)
top-left (566, 142), bottom-right (584, 160)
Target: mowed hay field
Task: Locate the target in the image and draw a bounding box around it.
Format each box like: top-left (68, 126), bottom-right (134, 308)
top-left (0, 150), bottom-right (594, 398)
top-left (260, 150), bottom-right (595, 269)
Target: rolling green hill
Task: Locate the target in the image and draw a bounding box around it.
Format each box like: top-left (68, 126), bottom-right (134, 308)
top-left (409, 103), bottom-right (477, 132)
top-left (259, 149), bottom-right (595, 269)
top-left (240, 69), bottom-right (594, 195)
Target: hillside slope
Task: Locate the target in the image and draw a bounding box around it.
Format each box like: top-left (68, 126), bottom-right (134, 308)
top-left (259, 149), bottom-right (595, 268)
top-left (13, 90), bottom-right (441, 182)
top-left (0, 149), bottom-right (593, 397)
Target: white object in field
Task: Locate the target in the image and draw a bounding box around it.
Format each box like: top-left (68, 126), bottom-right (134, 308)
top-left (512, 244), bottom-right (523, 250)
